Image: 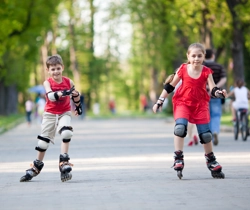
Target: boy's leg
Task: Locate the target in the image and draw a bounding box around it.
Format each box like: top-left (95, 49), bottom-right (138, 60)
top-left (57, 112), bottom-right (73, 182)
top-left (20, 112), bottom-right (56, 182)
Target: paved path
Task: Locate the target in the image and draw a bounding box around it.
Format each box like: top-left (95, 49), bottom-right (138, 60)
top-left (0, 118), bottom-right (250, 210)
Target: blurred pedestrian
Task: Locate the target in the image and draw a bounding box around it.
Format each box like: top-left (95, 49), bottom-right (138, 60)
top-left (36, 94), bottom-right (46, 123)
top-left (25, 97), bottom-right (34, 126)
top-left (140, 94), bottom-right (148, 112)
top-left (109, 99), bottom-right (116, 114)
top-left (204, 49), bottom-right (227, 146)
top-left (227, 78), bottom-right (250, 121)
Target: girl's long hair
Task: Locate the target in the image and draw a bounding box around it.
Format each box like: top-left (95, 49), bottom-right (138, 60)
top-left (163, 73), bottom-right (175, 85)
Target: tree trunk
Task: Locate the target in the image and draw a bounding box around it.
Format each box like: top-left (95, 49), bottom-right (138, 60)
top-left (226, 0), bottom-right (245, 81)
top-left (0, 81), bottom-right (18, 115)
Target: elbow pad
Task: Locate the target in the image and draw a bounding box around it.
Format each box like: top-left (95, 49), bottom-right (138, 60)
top-left (164, 83), bottom-right (175, 93)
top-left (47, 91), bottom-right (59, 101)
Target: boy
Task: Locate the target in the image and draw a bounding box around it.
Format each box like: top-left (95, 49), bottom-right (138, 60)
top-left (20, 54), bottom-right (82, 182)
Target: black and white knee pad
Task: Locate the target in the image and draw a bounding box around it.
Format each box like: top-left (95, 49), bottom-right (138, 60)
top-left (59, 126), bottom-right (73, 143)
top-left (174, 124), bottom-right (187, 138)
top-left (199, 131), bottom-right (212, 144)
top-left (35, 135), bottom-right (50, 152)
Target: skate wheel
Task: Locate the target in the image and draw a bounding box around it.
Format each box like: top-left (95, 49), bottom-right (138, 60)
top-left (211, 171), bottom-right (225, 179)
top-left (61, 172), bottom-right (72, 182)
top-left (177, 171), bottom-right (183, 179)
top-left (20, 174), bottom-right (33, 182)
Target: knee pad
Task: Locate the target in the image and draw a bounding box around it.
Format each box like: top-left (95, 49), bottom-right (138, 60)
top-left (199, 131), bottom-right (212, 144)
top-left (35, 135), bottom-right (50, 152)
top-left (174, 124), bottom-right (187, 137)
top-left (59, 126), bottom-right (73, 143)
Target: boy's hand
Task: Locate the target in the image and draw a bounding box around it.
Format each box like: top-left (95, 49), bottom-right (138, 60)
top-left (152, 102), bottom-right (163, 113)
top-left (61, 86), bottom-right (75, 96)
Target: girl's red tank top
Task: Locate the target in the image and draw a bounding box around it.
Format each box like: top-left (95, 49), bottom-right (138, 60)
top-left (172, 64), bottom-right (213, 124)
top-left (44, 76), bottom-right (71, 114)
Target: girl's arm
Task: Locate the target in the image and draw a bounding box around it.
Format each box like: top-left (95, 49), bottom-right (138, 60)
top-left (152, 73), bottom-right (181, 113)
top-left (207, 74), bottom-right (227, 98)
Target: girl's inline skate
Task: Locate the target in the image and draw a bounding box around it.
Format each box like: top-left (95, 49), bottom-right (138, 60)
top-left (173, 150), bottom-right (184, 179)
top-left (205, 152), bottom-right (225, 179)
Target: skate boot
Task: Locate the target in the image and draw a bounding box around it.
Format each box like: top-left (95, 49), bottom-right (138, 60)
top-left (59, 153), bottom-right (73, 182)
top-left (205, 152), bottom-right (225, 179)
top-left (20, 159), bottom-right (44, 182)
top-left (172, 150), bottom-right (184, 179)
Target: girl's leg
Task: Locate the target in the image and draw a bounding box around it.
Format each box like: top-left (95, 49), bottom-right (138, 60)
top-left (174, 135), bottom-right (184, 151)
top-left (196, 123), bottom-right (224, 178)
top-left (173, 118), bottom-right (188, 179)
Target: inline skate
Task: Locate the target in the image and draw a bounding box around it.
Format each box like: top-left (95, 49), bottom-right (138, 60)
top-left (205, 152), bottom-right (225, 179)
top-left (172, 150), bottom-right (184, 179)
top-left (20, 159), bottom-right (44, 182)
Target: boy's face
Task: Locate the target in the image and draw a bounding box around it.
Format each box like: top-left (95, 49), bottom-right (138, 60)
top-left (47, 64), bottom-right (64, 81)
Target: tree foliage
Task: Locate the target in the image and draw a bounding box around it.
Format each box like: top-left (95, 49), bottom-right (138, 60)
top-left (0, 0), bottom-right (250, 115)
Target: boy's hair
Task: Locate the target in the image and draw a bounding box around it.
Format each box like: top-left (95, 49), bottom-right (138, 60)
top-left (235, 78), bottom-right (245, 88)
top-left (46, 54), bottom-right (64, 68)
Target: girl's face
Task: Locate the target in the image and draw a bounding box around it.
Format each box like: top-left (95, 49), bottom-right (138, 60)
top-left (187, 48), bottom-right (205, 67)
top-left (47, 64), bottom-right (64, 82)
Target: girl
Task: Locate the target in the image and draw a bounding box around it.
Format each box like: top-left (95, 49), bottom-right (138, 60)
top-left (152, 43), bottom-right (226, 179)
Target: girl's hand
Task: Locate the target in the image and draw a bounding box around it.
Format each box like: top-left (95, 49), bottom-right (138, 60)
top-left (216, 89), bottom-right (227, 98)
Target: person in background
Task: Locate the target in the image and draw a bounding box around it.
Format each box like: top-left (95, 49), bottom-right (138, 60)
top-left (25, 97), bottom-right (34, 126)
top-left (109, 99), bottom-right (116, 114)
top-left (204, 49), bottom-right (227, 146)
top-left (36, 94), bottom-right (46, 123)
top-left (80, 93), bottom-right (85, 119)
top-left (140, 94), bottom-right (148, 112)
top-left (227, 78), bottom-right (250, 121)
top-left (187, 123), bottom-right (198, 146)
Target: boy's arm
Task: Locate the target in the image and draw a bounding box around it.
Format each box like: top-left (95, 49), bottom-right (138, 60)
top-left (44, 80), bottom-right (74, 101)
top-left (70, 82), bottom-right (82, 116)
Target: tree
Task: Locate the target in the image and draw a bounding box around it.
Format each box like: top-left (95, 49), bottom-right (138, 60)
top-left (0, 0), bottom-right (61, 115)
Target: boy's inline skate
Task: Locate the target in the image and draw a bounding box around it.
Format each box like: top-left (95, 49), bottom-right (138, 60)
top-left (20, 159), bottom-right (44, 182)
top-left (205, 152), bottom-right (225, 179)
top-left (59, 153), bottom-right (73, 182)
top-left (172, 150), bottom-right (184, 179)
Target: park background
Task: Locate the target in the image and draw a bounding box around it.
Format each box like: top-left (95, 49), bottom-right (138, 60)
top-left (0, 0), bottom-right (250, 119)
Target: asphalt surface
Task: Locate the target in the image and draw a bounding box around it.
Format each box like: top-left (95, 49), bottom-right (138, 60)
top-left (0, 117), bottom-right (249, 210)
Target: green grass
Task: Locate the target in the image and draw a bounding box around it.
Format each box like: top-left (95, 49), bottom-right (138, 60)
top-left (220, 113), bottom-right (233, 126)
top-left (0, 114), bottom-right (25, 134)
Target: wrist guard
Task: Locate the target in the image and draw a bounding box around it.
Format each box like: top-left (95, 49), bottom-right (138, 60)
top-left (164, 83), bottom-right (175, 94)
top-left (156, 102), bottom-right (163, 110)
top-left (62, 86), bottom-right (75, 96)
top-left (75, 103), bottom-right (82, 115)
top-left (211, 87), bottom-right (223, 98)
